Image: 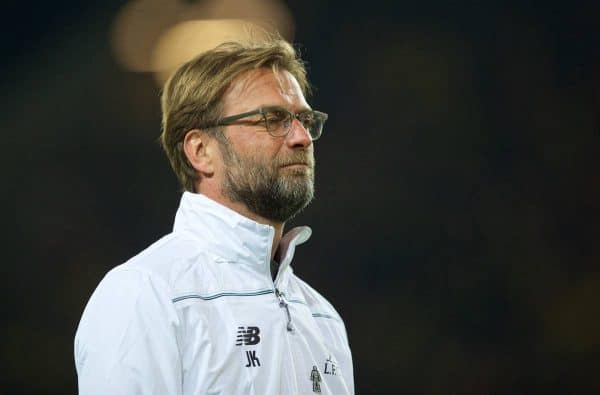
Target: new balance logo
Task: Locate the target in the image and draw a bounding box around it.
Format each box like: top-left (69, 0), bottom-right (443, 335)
top-left (236, 326), bottom-right (261, 346)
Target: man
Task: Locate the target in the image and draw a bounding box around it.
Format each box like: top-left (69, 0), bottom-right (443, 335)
top-left (74, 36), bottom-right (354, 394)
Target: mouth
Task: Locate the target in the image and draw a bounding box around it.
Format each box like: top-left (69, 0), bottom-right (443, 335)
top-left (280, 163), bottom-right (311, 169)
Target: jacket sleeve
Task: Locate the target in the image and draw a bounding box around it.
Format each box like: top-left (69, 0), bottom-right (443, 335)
top-left (74, 266), bottom-right (182, 394)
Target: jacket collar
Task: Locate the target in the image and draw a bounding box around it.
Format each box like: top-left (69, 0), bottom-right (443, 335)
top-left (173, 192), bottom-right (311, 276)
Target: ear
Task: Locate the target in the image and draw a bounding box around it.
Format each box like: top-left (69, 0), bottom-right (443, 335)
top-left (182, 129), bottom-right (215, 176)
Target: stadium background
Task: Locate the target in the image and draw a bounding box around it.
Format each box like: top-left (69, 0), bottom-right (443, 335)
top-left (2, 0), bottom-right (599, 393)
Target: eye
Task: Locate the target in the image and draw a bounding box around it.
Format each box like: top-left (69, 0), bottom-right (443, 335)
top-left (265, 110), bottom-right (288, 122)
top-left (299, 112), bottom-right (316, 129)
top-left (264, 110), bottom-right (291, 131)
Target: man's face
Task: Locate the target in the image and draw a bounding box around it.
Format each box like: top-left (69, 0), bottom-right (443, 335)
top-left (215, 68), bottom-right (315, 223)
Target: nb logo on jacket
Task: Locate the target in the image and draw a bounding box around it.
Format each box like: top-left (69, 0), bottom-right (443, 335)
top-left (236, 326), bottom-right (261, 346)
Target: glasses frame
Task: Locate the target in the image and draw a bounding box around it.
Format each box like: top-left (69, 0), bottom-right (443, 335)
top-left (199, 106), bottom-right (328, 140)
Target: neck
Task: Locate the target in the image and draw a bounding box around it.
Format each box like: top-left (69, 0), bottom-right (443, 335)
top-left (199, 188), bottom-right (285, 260)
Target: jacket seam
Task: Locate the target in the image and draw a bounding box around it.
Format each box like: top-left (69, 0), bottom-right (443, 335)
top-left (172, 288), bottom-right (275, 303)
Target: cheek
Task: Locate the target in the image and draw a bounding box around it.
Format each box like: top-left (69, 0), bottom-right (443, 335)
top-left (231, 130), bottom-right (280, 156)
top-left (226, 130), bottom-right (288, 167)
top-left (250, 142), bottom-right (283, 163)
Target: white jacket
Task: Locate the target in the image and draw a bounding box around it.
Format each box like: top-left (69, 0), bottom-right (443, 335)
top-left (75, 192), bottom-right (354, 394)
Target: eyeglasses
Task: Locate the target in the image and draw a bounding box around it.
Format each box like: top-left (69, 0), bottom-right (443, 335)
top-left (200, 106), bottom-right (328, 140)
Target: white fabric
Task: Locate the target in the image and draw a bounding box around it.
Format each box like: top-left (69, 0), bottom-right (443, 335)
top-left (75, 192), bottom-right (354, 394)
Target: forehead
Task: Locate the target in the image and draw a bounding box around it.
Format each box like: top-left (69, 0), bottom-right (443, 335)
top-left (221, 68), bottom-right (308, 113)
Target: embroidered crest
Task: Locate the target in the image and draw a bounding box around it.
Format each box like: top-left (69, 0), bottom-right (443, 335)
top-left (310, 365), bottom-right (322, 393)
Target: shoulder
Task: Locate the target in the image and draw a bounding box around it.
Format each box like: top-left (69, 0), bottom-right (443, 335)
top-left (76, 229), bottom-right (209, 322)
top-left (125, 231), bottom-right (199, 278)
top-left (115, 230), bottom-right (218, 291)
top-left (74, 262), bottom-right (177, 354)
top-left (75, 229), bottom-right (216, 326)
top-left (74, 253), bottom-right (187, 393)
top-left (74, 231), bottom-right (206, 359)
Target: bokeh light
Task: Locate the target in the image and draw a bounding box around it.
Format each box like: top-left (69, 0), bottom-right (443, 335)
top-left (111, 0), bottom-right (294, 84)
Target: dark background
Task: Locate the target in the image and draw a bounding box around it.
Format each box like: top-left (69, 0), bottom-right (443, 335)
top-left (2, 0), bottom-right (599, 394)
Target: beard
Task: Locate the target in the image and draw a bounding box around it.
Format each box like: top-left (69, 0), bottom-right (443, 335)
top-left (218, 138), bottom-right (315, 223)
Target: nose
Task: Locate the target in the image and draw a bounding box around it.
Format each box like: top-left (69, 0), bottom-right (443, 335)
top-left (285, 118), bottom-right (312, 149)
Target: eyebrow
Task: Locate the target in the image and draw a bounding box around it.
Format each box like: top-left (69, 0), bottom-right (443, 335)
top-left (257, 105), bottom-right (313, 113)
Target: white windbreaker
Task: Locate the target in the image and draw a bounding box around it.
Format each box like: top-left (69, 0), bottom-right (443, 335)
top-left (74, 192), bottom-right (354, 394)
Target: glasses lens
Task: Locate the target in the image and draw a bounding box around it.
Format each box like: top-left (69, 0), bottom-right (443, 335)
top-left (300, 111), bottom-right (326, 140)
top-left (264, 109), bottom-right (292, 136)
top-left (263, 108), bottom-right (327, 140)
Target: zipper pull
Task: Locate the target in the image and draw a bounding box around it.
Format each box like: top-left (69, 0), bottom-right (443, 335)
top-left (275, 288), bottom-right (294, 332)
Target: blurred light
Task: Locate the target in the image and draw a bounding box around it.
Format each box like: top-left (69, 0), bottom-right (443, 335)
top-left (111, 0), bottom-right (178, 72)
top-left (111, 0), bottom-right (295, 84)
top-left (151, 19), bottom-right (268, 84)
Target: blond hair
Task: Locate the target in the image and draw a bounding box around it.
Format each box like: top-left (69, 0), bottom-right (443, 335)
top-left (160, 37), bottom-right (311, 192)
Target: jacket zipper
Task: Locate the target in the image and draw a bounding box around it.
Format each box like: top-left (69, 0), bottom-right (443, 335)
top-left (275, 288), bottom-right (294, 332)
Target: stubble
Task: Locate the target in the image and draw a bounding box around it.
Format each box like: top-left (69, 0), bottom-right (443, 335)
top-left (218, 139), bottom-right (315, 223)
